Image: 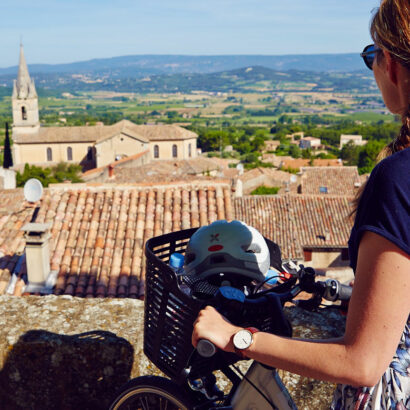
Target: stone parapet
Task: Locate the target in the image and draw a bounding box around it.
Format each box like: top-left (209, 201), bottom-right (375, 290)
top-left (0, 295), bottom-right (346, 409)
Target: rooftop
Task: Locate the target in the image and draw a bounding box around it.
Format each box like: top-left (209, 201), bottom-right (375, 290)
top-left (300, 166), bottom-right (361, 196)
top-left (234, 194), bottom-right (353, 260)
top-left (87, 157), bottom-right (225, 184)
top-left (0, 181), bottom-right (353, 299)
top-left (0, 183), bottom-right (233, 298)
top-left (13, 120), bottom-right (196, 144)
top-left (280, 158), bottom-right (342, 171)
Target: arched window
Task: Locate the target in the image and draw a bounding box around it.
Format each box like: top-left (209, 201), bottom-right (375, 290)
top-left (154, 144), bottom-right (159, 159)
top-left (46, 147), bottom-right (52, 162)
top-left (172, 144), bottom-right (178, 158)
top-left (87, 146), bottom-right (93, 161)
top-left (188, 143), bottom-right (192, 158)
top-left (67, 147), bottom-right (73, 161)
top-left (21, 106), bottom-right (27, 121)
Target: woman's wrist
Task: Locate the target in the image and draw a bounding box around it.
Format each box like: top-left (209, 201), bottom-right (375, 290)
top-left (226, 325), bottom-right (242, 353)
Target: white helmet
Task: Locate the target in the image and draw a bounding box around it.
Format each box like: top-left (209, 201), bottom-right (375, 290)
top-left (184, 220), bottom-right (270, 283)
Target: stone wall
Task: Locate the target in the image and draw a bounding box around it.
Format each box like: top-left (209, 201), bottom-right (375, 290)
top-left (0, 295), bottom-right (346, 410)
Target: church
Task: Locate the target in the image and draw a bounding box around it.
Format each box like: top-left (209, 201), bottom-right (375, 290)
top-left (11, 45), bottom-right (198, 171)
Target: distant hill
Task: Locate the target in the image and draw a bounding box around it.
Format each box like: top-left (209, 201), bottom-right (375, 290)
top-left (0, 64), bottom-right (376, 94)
top-left (0, 53), bottom-right (365, 77)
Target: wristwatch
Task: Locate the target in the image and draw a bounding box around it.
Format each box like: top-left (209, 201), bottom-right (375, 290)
top-left (233, 327), bottom-right (259, 358)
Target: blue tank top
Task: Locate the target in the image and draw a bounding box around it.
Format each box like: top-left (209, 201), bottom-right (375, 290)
top-left (332, 147), bottom-right (410, 409)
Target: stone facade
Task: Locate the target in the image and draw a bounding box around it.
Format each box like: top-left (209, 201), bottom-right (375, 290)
top-left (13, 140), bottom-right (96, 169)
top-left (95, 132), bottom-right (148, 167)
top-left (150, 138), bottom-right (197, 161)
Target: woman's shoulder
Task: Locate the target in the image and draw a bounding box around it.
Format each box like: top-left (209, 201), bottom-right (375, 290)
top-left (374, 147), bottom-right (410, 176)
top-left (369, 147), bottom-right (410, 189)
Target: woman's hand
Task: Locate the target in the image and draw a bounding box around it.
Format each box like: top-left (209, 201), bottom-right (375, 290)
top-left (192, 306), bottom-right (242, 353)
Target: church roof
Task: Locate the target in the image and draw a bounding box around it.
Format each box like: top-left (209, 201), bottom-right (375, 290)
top-left (13, 125), bottom-right (109, 144)
top-left (13, 120), bottom-right (196, 144)
top-left (129, 124), bottom-right (198, 141)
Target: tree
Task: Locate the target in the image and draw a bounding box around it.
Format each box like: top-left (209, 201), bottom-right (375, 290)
top-left (357, 140), bottom-right (386, 174)
top-left (242, 152), bottom-right (259, 164)
top-left (340, 140), bottom-right (360, 165)
top-left (301, 148), bottom-right (312, 159)
top-left (16, 163), bottom-right (83, 187)
top-left (289, 144), bottom-right (301, 159)
top-left (251, 186), bottom-right (280, 195)
top-left (3, 123), bottom-right (13, 168)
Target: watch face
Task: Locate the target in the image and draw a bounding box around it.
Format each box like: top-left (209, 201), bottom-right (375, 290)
top-left (233, 329), bottom-right (253, 350)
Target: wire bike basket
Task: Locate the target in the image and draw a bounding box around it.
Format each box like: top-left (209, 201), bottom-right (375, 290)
top-left (144, 227), bottom-right (291, 382)
top-left (144, 228), bottom-right (203, 381)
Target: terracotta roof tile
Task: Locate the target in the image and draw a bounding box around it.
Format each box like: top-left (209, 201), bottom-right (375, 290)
top-left (281, 158), bottom-right (342, 171)
top-left (13, 120), bottom-right (197, 144)
top-left (0, 183), bottom-right (233, 298)
top-left (105, 158), bottom-right (222, 184)
top-left (234, 195), bottom-right (352, 260)
top-left (0, 181), bottom-right (353, 298)
top-left (300, 166), bottom-right (361, 196)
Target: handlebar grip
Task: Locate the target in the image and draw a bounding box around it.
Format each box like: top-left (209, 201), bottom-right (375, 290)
top-left (197, 339), bottom-right (217, 358)
top-left (324, 279), bottom-right (352, 302)
top-left (338, 283), bottom-right (353, 301)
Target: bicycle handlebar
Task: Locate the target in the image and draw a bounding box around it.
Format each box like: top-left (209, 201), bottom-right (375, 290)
top-left (196, 270), bottom-right (352, 358)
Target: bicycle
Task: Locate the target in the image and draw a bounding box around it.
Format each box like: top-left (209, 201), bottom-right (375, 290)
top-left (109, 226), bottom-right (352, 410)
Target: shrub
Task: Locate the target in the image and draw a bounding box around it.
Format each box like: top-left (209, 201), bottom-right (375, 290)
top-left (250, 186), bottom-right (280, 195)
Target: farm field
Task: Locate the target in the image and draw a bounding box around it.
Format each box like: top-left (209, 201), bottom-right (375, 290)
top-left (0, 88), bottom-right (394, 133)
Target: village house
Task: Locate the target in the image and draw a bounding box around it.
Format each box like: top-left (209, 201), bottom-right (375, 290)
top-left (263, 140), bottom-right (280, 152)
top-left (11, 45), bottom-right (198, 171)
top-left (339, 134), bottom-right (367, 149)
top-left (299, 136), bottom-right (321, 150)
top-left (286, 131), bottom-right (305, 142)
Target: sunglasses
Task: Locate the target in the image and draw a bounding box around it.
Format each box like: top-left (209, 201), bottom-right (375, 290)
top-left (360, 44), bottom-right (382, 70)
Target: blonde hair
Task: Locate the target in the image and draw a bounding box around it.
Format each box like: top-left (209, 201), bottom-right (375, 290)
top-left (352, 0), bottom-right (410, 214)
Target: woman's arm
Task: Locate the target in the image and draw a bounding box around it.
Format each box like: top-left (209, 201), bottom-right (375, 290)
top-left (192, 231), bottom-right (410, 387)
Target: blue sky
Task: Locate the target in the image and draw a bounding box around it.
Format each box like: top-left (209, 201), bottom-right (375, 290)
top-left (1, 0), bottom-right (380, 67)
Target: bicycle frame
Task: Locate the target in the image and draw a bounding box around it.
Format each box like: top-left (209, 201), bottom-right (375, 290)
top-left (231, 362), bottom-right (297, 410)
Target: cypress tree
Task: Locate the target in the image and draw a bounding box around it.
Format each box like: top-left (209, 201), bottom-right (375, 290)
top-left (3, 122), bottom-right (13, 169)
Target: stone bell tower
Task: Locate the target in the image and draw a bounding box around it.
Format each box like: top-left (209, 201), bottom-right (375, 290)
top-left (12, 44), bottom-right (40, 135)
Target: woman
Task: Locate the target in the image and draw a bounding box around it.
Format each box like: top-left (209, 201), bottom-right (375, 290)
top-left (192, 0), bottom-right (410, 408)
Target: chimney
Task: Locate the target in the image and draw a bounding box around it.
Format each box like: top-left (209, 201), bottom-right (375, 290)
top-left (234, 179), bottom-right (243, 197)
top-left (108, 164), bottom-right (114, 178)
top-left (21, 222), bottom-right (52, 292)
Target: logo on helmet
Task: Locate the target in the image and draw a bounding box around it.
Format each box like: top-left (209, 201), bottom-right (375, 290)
top-left (210, 233), bottom-right (220, 242)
